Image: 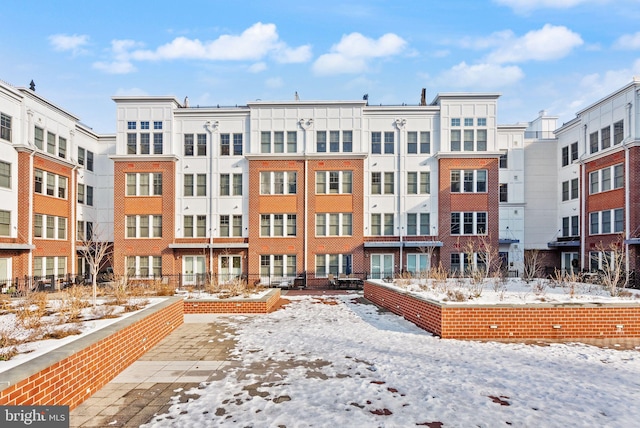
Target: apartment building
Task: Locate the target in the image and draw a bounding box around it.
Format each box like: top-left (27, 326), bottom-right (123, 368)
top-left (0, 80), bottom-right (114, 289)
top-left (2, 77), bottom-right (639, 289)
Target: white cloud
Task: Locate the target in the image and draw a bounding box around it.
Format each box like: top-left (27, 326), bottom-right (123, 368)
top-left (273, 44), bottom-right (313, 63)
top-left (487, 24), bottom-right (583, 63)
top-left (312, 32), bottom-right (406, 75)
top-left (49, 34), bottom-right (89, 55)
top-left (129, 22), bottom-right (308, 63)
top-left (494, 0), bottom-right (607, 13)
top-left (92, 39), bottom-right (141, 74)
top-left (614, 32), bottom-right (640, 50)
top-left (265, 77), bottom-right (284, 89)
top-left (459, 30), bottom-right (514, 50)
top-left (436, 62), bottom-right (524, 89)
top-left (248, 62), bottom-right (267, 73)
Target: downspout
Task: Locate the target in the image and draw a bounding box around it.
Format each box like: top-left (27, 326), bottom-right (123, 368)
top-left (299, 118), bottom-right (313, 278)
top-left (70, 130), bottom-right (76, 277)
top-left (395, 118), bottom-right (406, 273)
top-left (205, 120), bottom-right (219, 278)
top-left (624, 102), bottom-right (632, 272)
top-left (26, 110), bottom-right (35, 277)
top-left (580, 124), bottom-right (587, 270)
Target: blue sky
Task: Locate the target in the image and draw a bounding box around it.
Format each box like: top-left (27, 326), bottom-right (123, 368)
top-left (2, 0), bottom-right (640, 133)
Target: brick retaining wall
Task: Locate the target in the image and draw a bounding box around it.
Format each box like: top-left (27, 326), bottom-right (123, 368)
top-left (0, 297), bottom-right (183, 410)
top-left (183, 288), bottom-right (281, 314)
top-left (364, 281), bottom-right (640, 340)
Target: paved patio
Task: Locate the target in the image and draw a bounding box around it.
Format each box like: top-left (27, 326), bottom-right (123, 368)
top-left (70, 291), bottom-right (640, 427)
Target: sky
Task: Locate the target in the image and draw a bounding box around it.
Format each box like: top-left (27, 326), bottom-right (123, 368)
top-left (143, 294), bottom-right (640, 427)
top-left (2, 0), bottom-right (640, 134)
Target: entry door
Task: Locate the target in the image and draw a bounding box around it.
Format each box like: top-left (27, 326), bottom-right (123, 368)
top-left (371, 254), bottom-right (393, 279)
top-left (562, 252), bottom-right (579, 275)
top-left (219, 255), bottom-right (242, 283)
top-left (183, 256), bottom-right (205, 285)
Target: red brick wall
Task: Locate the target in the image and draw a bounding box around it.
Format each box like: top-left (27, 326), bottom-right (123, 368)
top-left (0, 298), bottom-right (183, 410)
top-left (183, 288), bottom-right (281, 314)
top-left (364, 281), bottom-right (640, 340)
top-left (112, 160), bottom-right (175, 275)
top-left (438, 157), bottom-right (499, 271)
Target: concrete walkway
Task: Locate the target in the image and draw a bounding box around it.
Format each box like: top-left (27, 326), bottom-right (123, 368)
top-left (70, 315), bottom-right (244, 427)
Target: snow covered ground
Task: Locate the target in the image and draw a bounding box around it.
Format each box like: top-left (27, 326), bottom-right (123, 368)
top-left (144, 294), bottom-right (640, 427)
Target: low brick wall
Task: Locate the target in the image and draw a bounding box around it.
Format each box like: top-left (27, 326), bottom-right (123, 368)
top-left (364, 281), bottom-right (640, 340)
top-left (183, 288), bottom-right (281, 314)
top-left (0, 297), bottom-right (183, 410)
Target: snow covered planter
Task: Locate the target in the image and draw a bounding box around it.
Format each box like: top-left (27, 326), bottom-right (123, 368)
top-left (182, 288), bottom-right (281, 314)
top-left (0, 297), bottom-right (183, 410)
top-left (364, 281), bottom-right (640, 340)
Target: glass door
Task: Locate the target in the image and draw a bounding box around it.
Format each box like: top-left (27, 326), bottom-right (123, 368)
top-left (183, 256), bottom-right (205, 285)
top-left (219, 255), bottom-right (242, 283)
top-left (370, 254), bottom-right (393, 279)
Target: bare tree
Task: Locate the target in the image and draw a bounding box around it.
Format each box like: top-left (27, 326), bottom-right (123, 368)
top-left (595, 239), bottom-right (628, 296)
top-left (522, 249), bottom-right (542, 282)
top-left (77, 226), bottom-right (112, 307)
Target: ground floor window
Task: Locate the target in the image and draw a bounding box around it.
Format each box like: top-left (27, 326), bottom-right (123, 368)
top-left (127, 255), bottom-right (162, 278)
top-left (450, 252), bottom-right (487, 274)
top-left (406, 254), bottom-right (429, 276)
top-left (562, 252), bottom-right (579, 274)
top-left (315, 254), bottom-right (353, 278)
top-left (33, 256), bottom-right (67, 278)
top-left (0, 258), bottom-right (10, 286)
top-left (370, 254), bottom-right (393, 279)
top-left (261, 254), bottom-right (297, 284)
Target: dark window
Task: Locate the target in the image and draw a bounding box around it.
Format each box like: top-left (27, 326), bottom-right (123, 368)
top-left (371, 132), bottom-right (381, 154)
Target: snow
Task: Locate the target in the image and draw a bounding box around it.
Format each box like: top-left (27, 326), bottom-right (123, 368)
top-left (143, 293), bottom-right (640, 427)
top-left (176, 288), bottom-right (272, 300)
top-left (0, 297), bottom-right (166, 373)
top-left (375, 277), bottom-right (640, 305)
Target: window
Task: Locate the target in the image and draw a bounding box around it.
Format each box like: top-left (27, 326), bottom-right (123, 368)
top-left (613, 120), bottom-right (623, 145)
top-left (571, 142), bottom-right (578, 162)
top-left (261, 254), bottom-right (297, 279)
top-left (274, 132), bottom-right (284, 153)
top-left (153, 133), bottom-right (163, 154)
top-left (571, 178), bottom-right (578, 200)
top-left (261, 171), bottom-right (297, 195)
top-left (451, 130), bottom-right (461, 151)
top-left (47, 174), bottom-right (55, 196)
top-left (562, 146), bottom-right (569, 167)
top-left (0, 210), bottom-right (9, 236)
top-left (33, 256), bottom-right (67, 278)
top-left (315, 171), bottom-right (351, 194)
top-left (86, 186), bottom-right (94, 206)
top-left (601, 126), bottom-right (610, 149)
top-left (330, 131), bottom-right (340, 152)
top-left (57, 176), bottom-right (67, 199)
top-left (260, 214), bottom-right (297, 237)
top-left (499, 152), bottom-right (508, 169)
top-left (0, 113), bottom-right (11, 142)
top-left (371, 172), bottom-right (381, 194)
top-left (261, 132), bottom-right (271, 153)
top-left (140, 121), bottom-right (149, 130)
top-left (384, 132), bottom-right (394, 154)
top-left (464, 130), bottom-right (474, 151)
top-left (35, 170), bottom-right (42, 193)
top-left (315, 213), bottom-right (352, 236)
top-left (384, 172), bottom-right (394, 194)
top-left (196, 174), bottom-right (206, 196)
top-left (420, 131), bottom-right (431, 153)
top-left (128, 121), bottom-right (136, 130)
top-left (154, 121), bottom-right (162, 130)
top-left (371, 214), bottom-right (393, 236)
top-left (477, 118), bottom-right (487, 126)
top-left (125, 256), bottom-right (161, 278)
top-left (34, 127), bottom-right (44, 150)
top-left (371, 132), bottom-right (381, 154)
top-left (233, 134), bottom-right (243, 155)
top-left (0, 161), bottom-right (10, 189)
top-left (562, 216), bottom-right (580, 237)
top-left (407, 172), bottom-right (430, 194)
top-left (499, 183), bottom-right (508, 202)
top-left (219, 215), bottom-right (243, 237)
top-left (286, 132), bottom-right (296, 153)
top-left (183, 174), bottom-right (206, 197)
top-left (343, 131), bottom-right (353, 152)
top-left (184, 134), bottom-right (194, 156)
top-left (407, 254), bottom-right (429, 275)
top-left (590, 164), bottom-right (624, 194)
top-left (78, 147), bottom-right (85, 167)
top-left (451, 212), bottom-right (487, 235)
top-left (315, 254), bottom-right (352, 278)
top-left (451, 118), bottom-right (460, 127)
top-left (34, 170), bottom-right (67, 199)
top-left (58, 137), bottom-right (67, 159)
top-left (464, 118), bottom-right (473, 126)
top-left (126, 173), bottom-right (163, 196)
top-left (316, 131), bottom-right (326, 153)
top-left (127, 133), bottom-right (137, 154)
top-left (407, 132), bottom-right (417, 154)
top-left (406, 213), bottom-right (430, 235)
top-left (450, 170), bottom-right (487, 193)
top-left (126, 215), bottom-right (162, 238)
top-left (77, 184), bottom-right (85, 204)
top-left (590, 131), bottom-right (598, 154)
top-left (183, 215), bottom-right (207, 237)
top-left (232, 174), bottom-right (242, 196)
top-left (371, 213), bottom-right (381, 235)
top-left (79, 147), bottom-right (94, 171)
top-left (47, 132), bottom-right (56, 155)
top-left (590, 209), bottom-right (624, 235)
top-left (34, 214), bottom-right (67, 239)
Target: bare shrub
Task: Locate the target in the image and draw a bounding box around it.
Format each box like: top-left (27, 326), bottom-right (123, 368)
top-left (430, 264), bottom-right (449, 282)
top-left (0, 325), bottom-right (20, 361)
top-left (0, 293), bottom-right (12, 312)
top-left (444, 289), bottom-right (467, 302)
top-left (596, 240), bottom-right (628, 297)
top-left (15, 292), bottom-right (49, 329)
top-left (151, 279), bottom-right (174, 296)
top-left (59, 285), bottom-right (90, 323)
top-left (91, 304), bottom-right (118, 319)
top-left (40, 325), bottom-right (83, 340)
top-left (522, 249), bottom-right (542, 282)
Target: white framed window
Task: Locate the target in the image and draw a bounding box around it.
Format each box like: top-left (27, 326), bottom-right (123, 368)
top-left (219, 214), bottom-right (243, 237)
top-left (0, 161), bottom-right (10, 189)
top-left (260, 254), bottom-right (297, 280)
top-left (451, 212), bottom-right (487, 235)
top-left (126, 255), bottom-right (161, 278)
top-left (126, 173), bottom-right (163, 196)
top-left (315, 254), bottom-right (353, 278)
top-left (316, 171), bottom-right (352, 194)
top-left (34, 169), bottom-right (68, 199)
top-left (34, 214), bottom-right (67, 240)
top-left (261, 171), bottom-right (297, 195)
top-left (589, 209), bottom-right (624, 235)
top-left (562, 215), bottom-right (579, 238)
top-left (126, 215), bottom-right (162, 238)
top-left (183, 215), bottom-right (207, 238)
top-left (315, 213), bottom-right (352, 236)
top-left (33, 256), bottom-right (67, 278)
top-left (450, 170), bottom-right (487, 193)
top-left (450, 252), bottom-right (486, 273)
top-left (260, 214), bottom-right (297, 237)
top-left (220, 173), bottom-right (242, 196)
top-left (407, 172), bottom-right (430, 194)
top-left (370, 213), bottom-right (394, 236)
top-left (589, 164), bottom-right (624, 195)
top-left (370, 254), bottom-right (393, 279)
top-left (0, 210), bottom-right (10, 236)
top-left (0, 113), bottom-right (11, 142)
top-left (407, 254), bottom-right (430, 275)
top-left (406, 213), bottom-right (430, 236)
